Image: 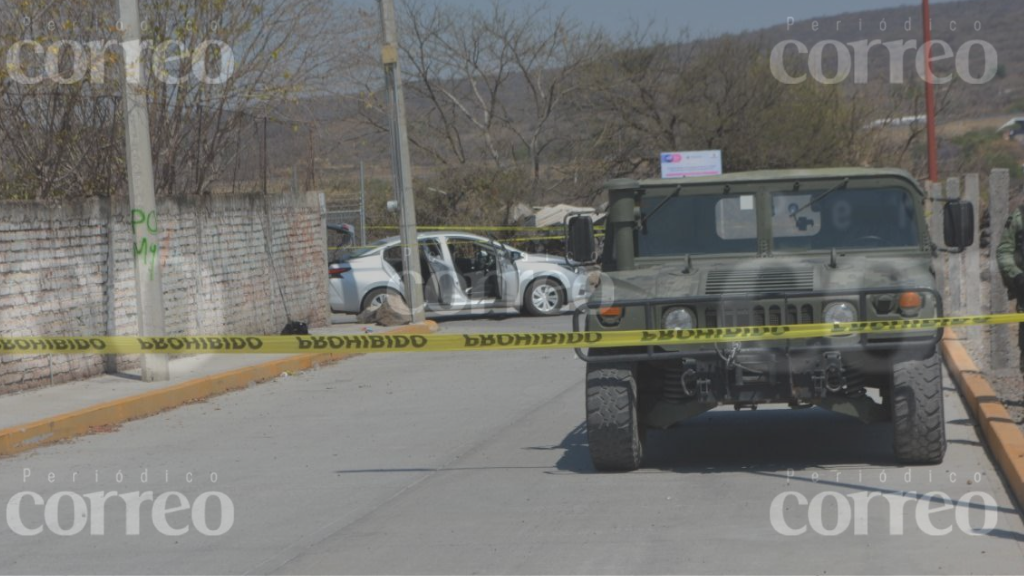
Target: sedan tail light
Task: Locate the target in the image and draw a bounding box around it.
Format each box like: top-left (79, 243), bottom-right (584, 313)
top-left (328, 264), bottom-right (351, 277)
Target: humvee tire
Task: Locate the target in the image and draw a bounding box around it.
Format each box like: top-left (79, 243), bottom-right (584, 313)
top-left (891, 353), bottom-right (946, 464)
top-left (586, 363), bottom-right (643, 471)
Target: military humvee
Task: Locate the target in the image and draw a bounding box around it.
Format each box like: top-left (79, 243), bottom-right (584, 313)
top-left (565, 168), bottom-right (975, 472)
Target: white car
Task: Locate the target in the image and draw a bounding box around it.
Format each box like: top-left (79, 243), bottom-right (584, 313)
top-left (329, 232), bottom-right (589, 316)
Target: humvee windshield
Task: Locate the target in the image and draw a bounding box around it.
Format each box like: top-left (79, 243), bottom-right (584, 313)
top-left (771, 187), bottom-right (918, 251)
top-left (637, 193), bottom-right (758, 257)
top-left (635, 186), bottom-right (919, 258)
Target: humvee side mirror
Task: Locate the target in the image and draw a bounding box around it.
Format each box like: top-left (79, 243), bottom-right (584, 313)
top-left (943, 200), bottom-right (975, 250)
top-left (566, 215), bottom-right (597, 264)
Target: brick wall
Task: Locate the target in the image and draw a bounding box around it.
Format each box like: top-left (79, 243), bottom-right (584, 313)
top-left (0, 192), bottom-right (328, 393)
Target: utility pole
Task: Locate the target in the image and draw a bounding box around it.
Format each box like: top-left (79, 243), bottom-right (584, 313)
top-left (922, 0), bottom-right (939, 182)
top-left (359, 162), bottom-right (368, 247)
top-left (378, 0), bottom-right (425, 323)
top-left (118, 0), bottom-right (168, 380)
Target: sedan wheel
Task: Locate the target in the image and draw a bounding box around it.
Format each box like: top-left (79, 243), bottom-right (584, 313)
top-left (525, 279), bottom-right (564, 316)
top-left (361, 288), bottom-right (391, 314)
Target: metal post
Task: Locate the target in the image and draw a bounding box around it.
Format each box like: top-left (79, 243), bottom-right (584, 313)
top-left (926, 181), bottom-right (946, 300)
top-left (378, 0), bottom-right (425, 323)
top-left (117, 0), bottom-right (168, 381)
top-left (923, 0), bottom-right (939, 183)
top-left (195, 104), bottom-right (201, 193)
top-left (262, 117), bottom-right (268, 195)
top-left (359, 162), bottom-right (367, 247)
top-left (103, 197), bottom-right (118, 375)
top-left (963, 174), bottom-right (981, 316)
top-left (946, 177), bottom-right (962, 315)
top-left (308, 125), bottom-right (316, 190)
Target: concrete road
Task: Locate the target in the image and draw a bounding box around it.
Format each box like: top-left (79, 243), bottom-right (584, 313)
top-left (1, 314), bottom-right (1023, 574)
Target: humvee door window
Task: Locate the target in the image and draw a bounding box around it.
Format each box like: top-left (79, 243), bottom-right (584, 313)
top-left (636, 193), bottom-right (758, 257)
top-left (771, 187), bottom-right (919, 250)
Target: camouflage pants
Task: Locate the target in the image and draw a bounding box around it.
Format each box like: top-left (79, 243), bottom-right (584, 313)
top-left (1019, 323), bottom-right (1024, 373)
top-left (1019, 303), bottom-right (1024, 373)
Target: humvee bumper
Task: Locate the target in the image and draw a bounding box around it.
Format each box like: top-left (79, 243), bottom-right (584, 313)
top-left (573, 287), bottom-right (943, 364)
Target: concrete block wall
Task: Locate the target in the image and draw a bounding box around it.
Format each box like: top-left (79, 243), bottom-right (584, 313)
top-left (0, 192), bottom-right (328, 393)
top-left (0, 200), bottom-right (110, 391)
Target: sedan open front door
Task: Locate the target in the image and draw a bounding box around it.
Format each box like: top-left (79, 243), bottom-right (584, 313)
top-left (491, 240), bottom-right (520, 308)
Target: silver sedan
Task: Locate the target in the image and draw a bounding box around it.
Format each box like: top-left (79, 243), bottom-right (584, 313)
top-left (329, 232), bottom-right (589, 316)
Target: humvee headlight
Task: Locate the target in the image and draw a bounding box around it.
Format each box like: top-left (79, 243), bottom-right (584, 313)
top-left (663, 307), bottom-right (696, 331)
top-left (823, 302), bottom-right (857, 324)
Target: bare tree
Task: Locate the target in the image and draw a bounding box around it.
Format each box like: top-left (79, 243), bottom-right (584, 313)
top-left (568, 28), bottom-right (962, 199)
top-left (0, 0), bottom-right (350, 199)
top-left (353, 0), bottom-right (606, 210)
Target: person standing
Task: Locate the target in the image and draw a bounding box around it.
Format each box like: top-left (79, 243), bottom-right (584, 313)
top-left (997, 205), bottom-right (1024, 372)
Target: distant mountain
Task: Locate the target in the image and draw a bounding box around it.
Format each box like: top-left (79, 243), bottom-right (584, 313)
top-left (284, 0), bottom-right (1023, 180)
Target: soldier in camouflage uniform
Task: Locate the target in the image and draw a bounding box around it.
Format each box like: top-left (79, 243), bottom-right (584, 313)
top-left (997, 206), bottom-right (1024, 372)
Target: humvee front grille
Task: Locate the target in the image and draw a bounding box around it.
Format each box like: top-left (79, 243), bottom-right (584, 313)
top-left (704, 303), bottom-right (814, 327)
top-left (705, 269), bottom-right (814, 295)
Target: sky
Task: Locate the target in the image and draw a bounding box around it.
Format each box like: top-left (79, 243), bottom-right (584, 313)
top-left (428, 0), bottom-right (954, 36)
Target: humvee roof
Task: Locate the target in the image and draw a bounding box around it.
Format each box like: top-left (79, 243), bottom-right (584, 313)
top-left (618, 167), bottom-right (924, 196)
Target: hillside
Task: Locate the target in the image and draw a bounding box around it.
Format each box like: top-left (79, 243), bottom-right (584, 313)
top-left (747, 0), bottom-right (1024, 117)
top-left (275, 0), bottom-right (1024, 195)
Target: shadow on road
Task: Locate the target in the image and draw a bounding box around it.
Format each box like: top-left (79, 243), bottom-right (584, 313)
top-left (552, 403), bottom-right (897, 471)
top-left (429, 309), bottom-right (576, 324)
top-left (947, 418), bottom-right (975, 426)
top-left (429, 311), bottom-right (522, 323)
top-left (549, 407), bottom-right (900, 475)
top-left (544, 408), bottom-right (1024, 543)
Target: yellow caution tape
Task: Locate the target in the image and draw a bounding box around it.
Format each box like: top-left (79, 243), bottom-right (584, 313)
top-left (330, 233), bottom-right (603, 251)
top-left (366, 225), bottom-right (605, 232)
top-left (493, 235), bottom-right (590, 244)
top-left (0, 313), bottom-right (1018, 356)
top-left (367, 225), bottom-right (558, 232)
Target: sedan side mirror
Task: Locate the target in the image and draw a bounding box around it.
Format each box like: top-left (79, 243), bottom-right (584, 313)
top-left (566, 215), bottom-right (597, 264)
top-left (943, 200), bottom-right (975, 250)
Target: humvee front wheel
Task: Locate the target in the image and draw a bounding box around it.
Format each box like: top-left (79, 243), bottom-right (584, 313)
top-left (891, 353), bottom-right (946, 464)
top-left (585, 363), bottom-right (643, 472)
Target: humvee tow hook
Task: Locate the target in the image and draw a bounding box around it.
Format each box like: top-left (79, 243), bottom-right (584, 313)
top-left (680, 366), bottom-right (699, 398)
top-left (821, 351), bottom-right (846, 394)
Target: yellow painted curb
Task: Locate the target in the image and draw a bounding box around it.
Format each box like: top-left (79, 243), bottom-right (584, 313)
top-left (0, 321), bottom-right (439, 458)
top-left (941, 328), bottom-right (1024, 509)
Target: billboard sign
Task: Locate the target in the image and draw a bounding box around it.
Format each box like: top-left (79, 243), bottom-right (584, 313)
top-left (660, 150), bottom-right (723, 179)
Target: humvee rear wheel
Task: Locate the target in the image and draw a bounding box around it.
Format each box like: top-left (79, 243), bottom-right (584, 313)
top-left (585, 363), bottom-right (643, 472)
top-left (891, 352), bottom-right (946, 464)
